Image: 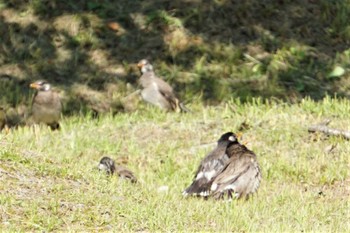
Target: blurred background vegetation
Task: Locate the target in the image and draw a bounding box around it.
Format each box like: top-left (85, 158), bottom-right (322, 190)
top-left (0, 0), bottom-right (350, 116)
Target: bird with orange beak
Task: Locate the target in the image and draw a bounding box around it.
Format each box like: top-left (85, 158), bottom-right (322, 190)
top-left (137, 59), bottom-right (190, 112)
top-left (30, 80), bottom-right (62, 130)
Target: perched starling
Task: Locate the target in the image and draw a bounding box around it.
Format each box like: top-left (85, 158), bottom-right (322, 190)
top-left (209, 136), bottom-right (261, 200)
top-left (137, 59), bottom-right (190, 112)
top-left (30, 80), bottom-right (62, 130)
top-left (183, 132), bottom-right (238, 197)
top-left (98, 156), bottom-right (137, 183)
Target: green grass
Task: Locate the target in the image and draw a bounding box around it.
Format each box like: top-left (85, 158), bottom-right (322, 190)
top-left (1, 1), bottom-right (350, 231)
top-left (1, 98), bottom-right (349, 232)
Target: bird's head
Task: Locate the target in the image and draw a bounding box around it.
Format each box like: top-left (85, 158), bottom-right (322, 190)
top-left (30, 80), bottom-right (51, 91)
top-left (218, 132), bottom-right (238, 144)
top-left (137, 59), bottom-right (154, 74)
top-left (98, 156), bottom-right (116, 175)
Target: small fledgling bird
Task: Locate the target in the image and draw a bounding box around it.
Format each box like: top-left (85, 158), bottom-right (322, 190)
top-left (115, 165), bottom-right (138, 183)
top-left (98, 156), bottom-right (116, 175)
top-left (137, 59), bottom-right (189, 112)
top-left (98, 156), bottom-right (137, 183)
top-left (209, 135), bottom-right (261, 200)
top-left (30, 80), bottom-right (62, 130)
top-left (182, 132), bottom-right (238, 197)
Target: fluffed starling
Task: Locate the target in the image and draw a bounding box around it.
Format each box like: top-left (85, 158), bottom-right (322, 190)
top-left (30, 80), bottom-right (62, 130)
top-left (209, 135), bottom-right (261, 200)
top-left (98, 156), bottom-right (137, 183)
top-left (183, 132), bottom-right (238, 197)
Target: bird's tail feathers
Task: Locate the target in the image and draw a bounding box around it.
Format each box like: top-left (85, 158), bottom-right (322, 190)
top-left (182, 179), bottom-right (212, 197)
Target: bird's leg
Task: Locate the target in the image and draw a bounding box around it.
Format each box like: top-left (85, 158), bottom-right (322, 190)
top-left (227, 190), bottom-right (233, 200)
top-left (49, 122), bottom-right (60, 130)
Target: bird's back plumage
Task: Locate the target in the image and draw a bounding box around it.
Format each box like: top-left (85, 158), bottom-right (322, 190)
top-left (210, 142), bottom-right (261, 200)
top-left (115, 165), bottom-right (138, 183)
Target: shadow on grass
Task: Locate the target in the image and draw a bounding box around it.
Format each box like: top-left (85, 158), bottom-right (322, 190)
top-left (0, 0), bottom-right (349, 115)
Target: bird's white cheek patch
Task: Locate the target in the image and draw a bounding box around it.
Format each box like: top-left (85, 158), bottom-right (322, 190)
top-left (141, 67), bottom-right (148, 73)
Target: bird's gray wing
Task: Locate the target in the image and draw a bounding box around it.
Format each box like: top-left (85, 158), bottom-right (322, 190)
top-left (139, 73), bottom-right (175, 110)
top-left (152, 76), bottom-right (181, 111)
top-left (141, 84), bottom-right (172, 110)
top-left (211, 154), bottom-right (261, 199)
top-left (183, 154), bottom-right (229, 196)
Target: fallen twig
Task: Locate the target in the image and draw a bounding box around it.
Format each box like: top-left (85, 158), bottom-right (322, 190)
top-left (308, 121), bottom-right (350, 140)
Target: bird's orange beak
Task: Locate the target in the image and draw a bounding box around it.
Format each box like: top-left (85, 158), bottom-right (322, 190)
top-left (236, 132), bottom-right (249, 145)
top-left (30, 83), bottom-right (40, 89)
top-left (137, 62), bottom-right (143, 68)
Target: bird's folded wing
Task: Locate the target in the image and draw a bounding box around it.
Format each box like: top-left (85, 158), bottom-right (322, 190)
top-left (212, 156), bottom-right (253, 186)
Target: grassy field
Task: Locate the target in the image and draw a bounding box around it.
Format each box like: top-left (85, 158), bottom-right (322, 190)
top-left (0, 0), bottom-right (350, 231)
top-left (0, 97), bottom-right (349, 232)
